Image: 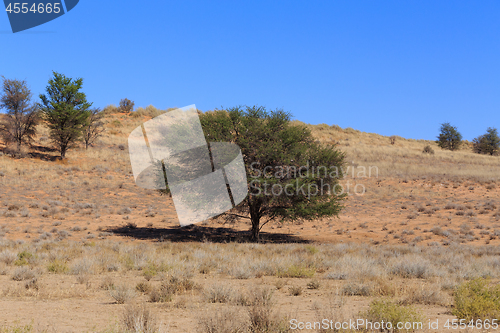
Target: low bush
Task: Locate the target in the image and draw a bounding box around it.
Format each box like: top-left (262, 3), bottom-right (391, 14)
top-left (121, 303), bottom-right (161, 333)
top-left (277, 265), bottom-right (315, 278)
top-left (453, 278), bottom-right (500, 320)
top-left (423, 145), bottom-right (434, 154)
top-left (364, 300), bottom-right (424, 332)
top-left (110, 284), bottom-right (136, 304)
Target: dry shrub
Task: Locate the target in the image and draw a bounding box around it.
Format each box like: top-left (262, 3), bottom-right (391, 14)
top-left (122, 303), bottom-right (163, 333)
top-left (341, 282), bottom-right (371, 296)
top-left (0, 250), bottom-right (17, 265)
top-left (203, 283), bottom-right (234, 303)
top-left (247, 291), bottom-right (291, 333)
top-left (307, 279), bottom-right (321, 290)
top-left (12, 266), bottom-right (36, 281)
top-left (275, 279), bottom-right (288, 290)
top-left (401, 285), bottom-right (447, 306)
top-left (149, 275), bottom-right (194, 303)
top-left (423, 145), bottom-right (434, 154)
top-left (136, 281), bottom-right (152, 293)
top-left (100, 276), bottom-right (115, 290)
top-left (110, 284), bottom-right (136, 304)
top-left (197, 308), bottom-right (247, 333)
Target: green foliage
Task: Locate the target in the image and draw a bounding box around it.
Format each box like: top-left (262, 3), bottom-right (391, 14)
top-left (0, 77), bottom-right (40, 155)
top-left (436, 122), bottom-right (462, 151)
top-left (277, 264), bottom-right (315, 278)
top-left (198, 106), bottom-right (346, 240)
top-left (0, 323), bottom-right (35, 333)
top-left (473, 127), bottom-right (500, 156)
top-left (39, 72), bottom-right (92, 158)
top-left (364, 300), bottom-right (424, 332)
top-left (453, 278), bottom-right (500, 320)
top-left (14, 251), bottom-right (33, 266)
top-left (47, 259), bottom-right (69, 273)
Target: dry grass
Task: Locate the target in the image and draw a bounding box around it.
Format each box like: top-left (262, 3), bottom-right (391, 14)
top-left (301, 121), bottom-right (500, 181)
top-left (0, 112), bottom-right (499, 331)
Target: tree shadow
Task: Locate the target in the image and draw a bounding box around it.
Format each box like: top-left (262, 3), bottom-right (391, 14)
top-left (28, 144), bottom-right (61, 161)
top-left (105, 224), bottom-right (311, 244)
top-left (28, 151), bottom-right (61, 161)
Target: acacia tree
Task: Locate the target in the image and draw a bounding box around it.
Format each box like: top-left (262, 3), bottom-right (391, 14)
top-left (198, 106), bottom-right (346, 241)
top-left (473, 127), bottom-right (500, 156)
top-left (39, 72), bottom-right (92, 159)
top-left (437, 122), bottom-right (462, 151)
top-left (83, 108), bottom-right (105, 149)
top-left (0, 77), bottom-right (39, 155)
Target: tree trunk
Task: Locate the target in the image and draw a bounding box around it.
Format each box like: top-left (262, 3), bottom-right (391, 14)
top-left (250, 214), bottom-right (260, 242)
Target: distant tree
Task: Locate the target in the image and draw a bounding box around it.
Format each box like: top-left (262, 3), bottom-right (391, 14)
top-left (473, 127), bottom-right (500, 156)
top-left (195, 106), bottom-right (346, 241)
top-left (83, 108), bottom-right (105, 149)
top-left (119, 98), bottom-right (134, 113)
top-left (0, 77), bottom-right (40, 155)
top-left (436, 122), bottom-right (462, 151)
top-left (39, 72), bottom-right (92, 159)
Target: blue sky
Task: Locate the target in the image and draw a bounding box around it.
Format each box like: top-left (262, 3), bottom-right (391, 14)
top-left (1, 1), bottom-right (499, 140)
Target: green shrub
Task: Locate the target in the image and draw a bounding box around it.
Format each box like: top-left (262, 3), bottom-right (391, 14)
top-left (453, 278), bottom-right (500, 320)
top-left (364, 300), bottom-right (424, 332)
top-left (47, 259), bottom-right (69, 273)
top-left (14, 251), bottom-right (33, 266)
top-left (277, 265), bottom-right (315, 278)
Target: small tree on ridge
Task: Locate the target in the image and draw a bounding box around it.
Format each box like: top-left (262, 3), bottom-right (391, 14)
top-left (39, 72), bottom-right (92, 159)
top-left (0, 77), bottom-right (40, 155)
top-left (437, 122), bottom-right (462, 151)
top-left (473, 127), bottom-right (500, 156)
top-left (83, 108), bottom-right (105, 149)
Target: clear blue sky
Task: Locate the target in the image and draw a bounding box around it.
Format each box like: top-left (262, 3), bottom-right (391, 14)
top-left (1, 1), bottom-right (499, 140)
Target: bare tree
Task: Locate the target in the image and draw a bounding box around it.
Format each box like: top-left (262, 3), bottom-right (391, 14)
top-left (83, 108), bottom-right (105, 149)
top-left (0, 77), bottom-right (39, 155)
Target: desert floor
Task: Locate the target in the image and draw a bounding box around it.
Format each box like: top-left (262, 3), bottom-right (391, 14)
top-left (0, 111), bottom-right (499, 332)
